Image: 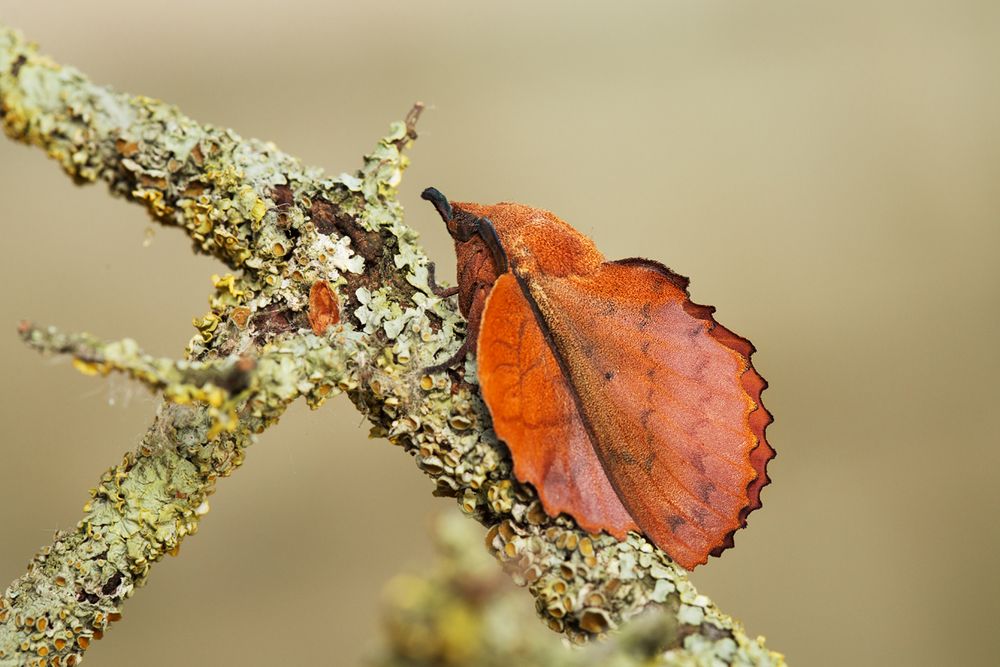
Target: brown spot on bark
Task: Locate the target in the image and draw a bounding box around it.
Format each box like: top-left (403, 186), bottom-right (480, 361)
top-left (309, 197), bottom-right (383, 261)
top-left (139, 174), bottom-right (169, 189)
top-left (101, 572), bottom-right (123, 596)
top-left (10, 54), bottom-right (26, 77)
top-left (292, 197), bottom-right (423, 338)
top-left (76, 590), bottom-right (99, 604)
top-left (183, 182), bottom-right (206, 197)
top-left (250, 303), bottom-right (306, 343)
top-left (271, 184), bottom-right (294, 227)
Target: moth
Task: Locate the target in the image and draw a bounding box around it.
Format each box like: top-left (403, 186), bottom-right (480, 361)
top-left (422, 187), bottom-right (773, 569)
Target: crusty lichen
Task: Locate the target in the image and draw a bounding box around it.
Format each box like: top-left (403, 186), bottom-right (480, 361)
top-left (0, 22), bottom-right (782, 667)
top-left (2, 324), bottom-right (358, 666)
top-left (376, 514), bottom-right (779, 667)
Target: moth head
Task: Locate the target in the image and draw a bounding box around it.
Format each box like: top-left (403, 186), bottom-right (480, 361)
top-left (421, 186), bottom-right (480, 242)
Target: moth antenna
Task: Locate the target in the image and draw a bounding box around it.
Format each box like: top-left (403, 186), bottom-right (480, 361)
top-left (478, 217), bottom-right (509, 274)
top-left (421, 187), bottom-right (453, 222)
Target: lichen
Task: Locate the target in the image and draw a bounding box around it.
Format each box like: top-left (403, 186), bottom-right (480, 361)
top-left (375, 514), bottom-right (784, 667)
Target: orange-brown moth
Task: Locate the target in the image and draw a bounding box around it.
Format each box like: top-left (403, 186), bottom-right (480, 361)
top-left (422, 187), bottom-right (773, 569)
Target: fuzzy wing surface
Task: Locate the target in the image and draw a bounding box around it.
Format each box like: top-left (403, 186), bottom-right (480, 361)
top-left (522, 260), bottom-right (773, 569)
top-left (477, 273), bottom-right (639, 537)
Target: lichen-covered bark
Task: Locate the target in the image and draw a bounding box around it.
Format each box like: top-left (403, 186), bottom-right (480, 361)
top-left (0, 23), bottom-right (783, 667)
top-left (378, 514), bottom-right (778, 667)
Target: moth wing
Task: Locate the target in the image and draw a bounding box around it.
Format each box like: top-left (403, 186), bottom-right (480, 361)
top-left (526, 260), bottom-right (773, 569)
top-left (477, 272), bottom-right (638, 537)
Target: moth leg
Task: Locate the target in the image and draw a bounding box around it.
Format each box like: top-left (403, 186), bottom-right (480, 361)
top-left (424, 282), bottom-right (489, 374)
top-left (424, 337), bottom-right (472, 374)
top-left (427, 261), bottom-right (459, 298)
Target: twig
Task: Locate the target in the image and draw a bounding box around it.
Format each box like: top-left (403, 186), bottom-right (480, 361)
top-left (377, 514), bottom-right (775, 667)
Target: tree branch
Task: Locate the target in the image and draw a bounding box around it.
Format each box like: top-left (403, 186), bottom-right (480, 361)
top-left (0, 23), bottom-right (783, 666)
top-left (377, 514), bottom-right (779, 667)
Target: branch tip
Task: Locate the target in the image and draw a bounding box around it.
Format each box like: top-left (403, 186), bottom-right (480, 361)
top-left (405, 102), bottom-right (425, 139)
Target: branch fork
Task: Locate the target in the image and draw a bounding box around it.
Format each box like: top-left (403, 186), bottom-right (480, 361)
top-left (0, 23), bottom-right (782, 667)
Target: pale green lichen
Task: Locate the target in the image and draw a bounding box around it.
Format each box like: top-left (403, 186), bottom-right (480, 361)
top-left (19, 324), bottom-right (258, 435)
top-left (0, 22), bottom-right (782, 667)
top-left (375, 514), bottom-right (782, 667)
top-left (0, 403), bottom-right (240, 667)
top-left (3, 324), bottom-right (357, 666)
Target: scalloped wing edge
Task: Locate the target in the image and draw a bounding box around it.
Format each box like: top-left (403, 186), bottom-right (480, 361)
top-left (612, 258), bottom-right (774, 564)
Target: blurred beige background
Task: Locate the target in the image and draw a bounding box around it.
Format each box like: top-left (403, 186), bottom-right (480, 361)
top-left (1, 1), bottom-right (998, 665)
